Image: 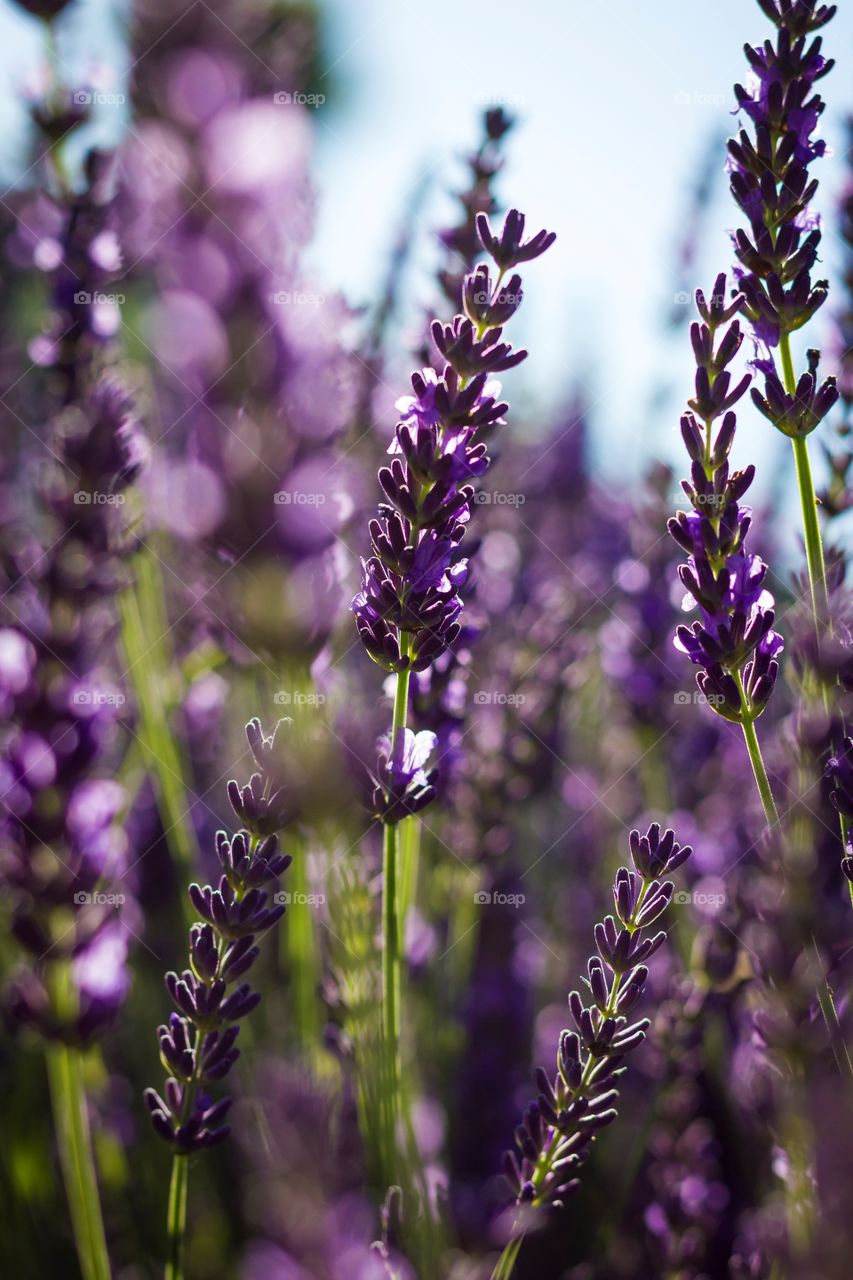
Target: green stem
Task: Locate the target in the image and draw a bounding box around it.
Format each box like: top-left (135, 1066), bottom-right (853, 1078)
top-left (119, 554), bottom-right (199, 922)
top-left (164, 1154), bottom-right (189, 1280)
top-left (735, 675), bottom-right (779, 829)
top-left (791, 432), bottom-right (828, 628)
top-left (491, 1234), bottom-right (524, 1280)
top-left (45, 1041), bottom-right (112, 1280)
top-left (382, 659), bottom-right (411, 1172)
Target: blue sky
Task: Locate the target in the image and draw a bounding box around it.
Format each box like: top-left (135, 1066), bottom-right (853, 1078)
top-left (2, 0), bottom-right (852, 492)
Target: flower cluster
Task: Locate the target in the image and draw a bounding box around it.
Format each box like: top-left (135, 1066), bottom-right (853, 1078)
top-left (144, 719), bottom-right (291, 1152)
top-left (502, 824), bottom-right (692, 1210)
top-left (729, 0), bottom-right (838, 432)
top-left (668, 277), bottom-right (782, 723)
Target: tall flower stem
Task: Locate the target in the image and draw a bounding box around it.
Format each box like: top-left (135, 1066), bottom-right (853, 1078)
top-left (736, 674), bottom-right (780, 829)
top-left (164, 1153), bottom-right (189, 1280)
top-left (382, 656), bottom-right (411, 1168)
top-left (45, 988), bottom-right (112, 1280)
top-left (780, 334), bottom-right (829, 629)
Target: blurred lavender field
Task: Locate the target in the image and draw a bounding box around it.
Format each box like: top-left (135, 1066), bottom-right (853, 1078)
top-left (1, 2), bottom-right (853, 1279)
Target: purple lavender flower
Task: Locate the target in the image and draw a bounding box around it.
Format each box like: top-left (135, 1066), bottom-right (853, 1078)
top-left (500, 824), bottom-right (692, 1214)
top-left (729, 1), bottom-right (837, 359)
top-left (668, 277), bottom-right (782, 724)
top-left (144, 718), bottom-right (291, 1152)
top-left (728, 0), bottom-right (838, 640)
top-left (353, 209), bottom-right (554, 811)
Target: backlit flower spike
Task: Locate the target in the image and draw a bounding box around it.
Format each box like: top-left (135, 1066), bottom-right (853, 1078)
top-left (668, 276), bottom-right (782, 725)
top-left (500, 825), bottom-right (693, 1213)
top-left (729, 0), bottom-right (838, 440)
top-left (145, 719), bottom-right (291, 1153)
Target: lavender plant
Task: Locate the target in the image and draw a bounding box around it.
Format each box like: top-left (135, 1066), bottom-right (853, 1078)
top-left (668, 276), bottom-right (782, 826)
top-left (352, 207), bottom-right (554, 1173)
top-left (492, 824), bottom-right (693, 1278)
top-left (729, 0), bottom-right (838, 634)
top-left (0, 22), bottom-right (147, 1272)
top-left (144, 718), bottom-right (291, 1280)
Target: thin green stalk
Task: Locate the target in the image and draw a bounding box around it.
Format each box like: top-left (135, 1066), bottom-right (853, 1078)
top-left (735, 673), bottom-right (779, 828)
top-left (45, 1040), bottom-right (112, 1280)
top-left (165, 1154), bottom-right (189, 1280)
top-left (119, 555), bottom-right (198, 908)
top-left (780, 334), bottom-right (828, 629)
top-left (381, 660), bottom-right (411, 1171)
top-left (491, 1234), bottom-right (524, 1280)
top-left (285, 834), bottom-right (322, 1051)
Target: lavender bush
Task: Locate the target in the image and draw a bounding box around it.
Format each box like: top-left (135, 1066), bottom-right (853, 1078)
top-left (2, 1), bottom-right (853, 1279)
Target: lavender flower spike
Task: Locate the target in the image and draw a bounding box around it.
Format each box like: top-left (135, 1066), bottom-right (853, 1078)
top-left (668, 277), bottom-right (782, 729)
top-left (729, 0), bottom-right (838, 632)
top-left (353, 206), bottom-right (555, 813)
top-left (145, 718), bottom-right (290, 1280)
top-left (500, 825), bottom-right (692, 1216)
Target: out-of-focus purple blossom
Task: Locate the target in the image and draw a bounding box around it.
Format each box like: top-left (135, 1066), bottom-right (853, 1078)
top-left (0, 109), bottom-right (146, 1043)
